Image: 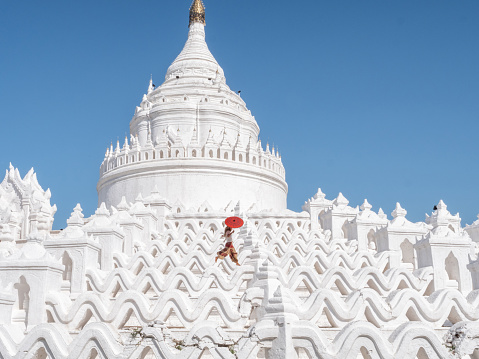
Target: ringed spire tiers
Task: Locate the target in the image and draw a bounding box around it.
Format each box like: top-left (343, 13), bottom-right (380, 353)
top-left (189, 0), bottom-right (205, 27)
top-left (165, 1), bottom-right (221, 84)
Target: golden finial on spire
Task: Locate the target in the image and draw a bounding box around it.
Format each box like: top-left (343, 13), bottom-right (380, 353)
top-left (189, 0), bottom-right (205, 27)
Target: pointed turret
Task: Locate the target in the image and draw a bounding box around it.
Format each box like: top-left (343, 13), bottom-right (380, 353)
top-left (220, 128), bottom-right (230, 147)
top-left (333, 192), bottom-right (349, 208)
top-left (190, 127), bottom-right (199, 146)
top-left (206, 128), bottom-right (215, 144)
top-left (132, 134), bottom-right (141, 151)
top-left (175, 127), bottom-right (183, 145)
top-left (147, 75), bottom-right (155, 94)
top-left (158, 129), bottom-right (168, 148)
top-left (392, 202), bottom-right (407, 218)
top-left (378, 208), bottom-right (387, 219)
top-left (189, 0), bottom-right (205, 27)
top-left (360, 199), bottom-right (372, 212)
top-left (146, 122), bottom-right (153, 147)
top-left (234, 133), bottom-right (243, 149)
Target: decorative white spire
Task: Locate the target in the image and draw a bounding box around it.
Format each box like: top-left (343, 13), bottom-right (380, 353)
top-left (66, 204), bottom-right (84, 228)
top-left (175, 127), bottom-right (183, 145)
top-left (234, 133), bottom-right (243, 149)
top-left (378, 208), bottom-right (387, 219)
top-left (206, 128), bottom-right (216, 144)
top-left (190, 127), bottom-right (199, 146)
top-left (147, 75), bottom-right (155, 94)
top-left (333, 192), bottom-right (349, 207)
top-left (360, 199), bottom-right (372, 211)
top-left (313, 188), bottom-right (326, 200)
top-left (158, 129), bottom-right (168, 147)
top-left (146, 122), bottom-right (153, 147)
top-left (437, 199), bottom-right (447, 211)
top-left (220, 128), bottom-right (230, 147)
top-left (135, 193), bottom-right (144, 204)
top-left (117, 196), bottom-right (130, 212)
top-left (132, 134), bottom-right (141, 151)
top-left (392, 202), bottom-right (407, 218)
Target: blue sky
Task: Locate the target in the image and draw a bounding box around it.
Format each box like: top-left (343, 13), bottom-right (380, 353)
top-left (1, 1), bottom-right (478, 228)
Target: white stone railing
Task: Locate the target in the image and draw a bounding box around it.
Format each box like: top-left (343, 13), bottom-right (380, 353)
top-left (100, 141), bottom-right (285, 178)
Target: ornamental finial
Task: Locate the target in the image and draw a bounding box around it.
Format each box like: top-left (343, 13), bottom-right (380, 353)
top-left (189, 0), bottom-right (205, 27)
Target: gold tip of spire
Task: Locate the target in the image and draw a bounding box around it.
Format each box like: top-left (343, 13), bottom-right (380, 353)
top-left (189, 0), bottom-right (205, 27)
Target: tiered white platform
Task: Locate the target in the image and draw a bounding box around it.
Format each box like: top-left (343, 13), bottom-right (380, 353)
top-left (1, 1), bottom-right (479, 358)
top-left (2, 169), bottom-right (479, 358)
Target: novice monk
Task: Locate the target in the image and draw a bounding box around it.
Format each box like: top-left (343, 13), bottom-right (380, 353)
top-left (215, 226), bottom-right (240, 266)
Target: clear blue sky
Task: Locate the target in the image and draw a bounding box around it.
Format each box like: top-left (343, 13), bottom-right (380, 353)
top-left (1, 1), bottom-right (478, 229)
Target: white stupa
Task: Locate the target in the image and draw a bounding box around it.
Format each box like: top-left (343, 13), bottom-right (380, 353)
top-left (97, 0), bottom-right (287, 212)
top-left (1, 1), bottom-right (479, 358)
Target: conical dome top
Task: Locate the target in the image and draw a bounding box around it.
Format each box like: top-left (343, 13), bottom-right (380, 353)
top-left (165, 1), bottom-right (224, 83)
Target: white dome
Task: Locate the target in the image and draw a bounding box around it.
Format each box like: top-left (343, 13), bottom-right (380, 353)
top-left (97, 15), bottom-right (287, 212)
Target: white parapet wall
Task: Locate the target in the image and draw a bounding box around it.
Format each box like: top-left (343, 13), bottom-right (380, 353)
top-left (98, 154), bottom-right (287, 212)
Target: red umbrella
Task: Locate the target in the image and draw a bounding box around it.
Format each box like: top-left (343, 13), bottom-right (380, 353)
top-left (225, 216), bottom-right (244, 228)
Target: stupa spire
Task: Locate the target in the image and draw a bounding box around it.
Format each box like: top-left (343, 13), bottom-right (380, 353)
top-left (189, 0), bottom-right (205, 27)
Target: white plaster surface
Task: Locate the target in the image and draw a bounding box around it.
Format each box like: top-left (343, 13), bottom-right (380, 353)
top-left (97, 21), bottom-right (286, 212)
top-left (1, 4), bottom-right (479, 359)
